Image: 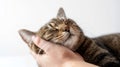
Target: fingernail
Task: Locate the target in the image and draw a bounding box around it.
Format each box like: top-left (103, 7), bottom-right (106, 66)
top-left (32, 35), bottom-right (41, 46)
top-left (32, 35), bottom-right (36, 41)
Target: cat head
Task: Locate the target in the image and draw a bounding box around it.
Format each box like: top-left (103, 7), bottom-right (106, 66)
top-left (19, 8), bottom-right (84, 51)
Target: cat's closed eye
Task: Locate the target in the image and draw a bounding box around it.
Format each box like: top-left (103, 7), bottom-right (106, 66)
top-left (18, 7), bottom-right (120, 67)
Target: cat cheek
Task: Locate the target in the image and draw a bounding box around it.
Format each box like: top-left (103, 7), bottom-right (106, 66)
top-left (69, 27), bottom-right (77, 35)
top-left (69, 26), bottom-right (82, 36)
top-left (66, 40), bottom-right (79, 51)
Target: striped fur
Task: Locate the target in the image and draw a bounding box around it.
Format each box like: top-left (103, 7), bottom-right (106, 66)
top-left (76, 36), bottom-right (120, 67)
top-left (19, 8), bottom-right (120, 67)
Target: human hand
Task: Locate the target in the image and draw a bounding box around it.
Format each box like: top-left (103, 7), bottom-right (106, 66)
top-left (31, 36), bottom-right (98, 67)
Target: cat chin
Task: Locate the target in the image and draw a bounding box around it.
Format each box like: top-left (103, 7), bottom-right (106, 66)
top-left (50, 32), bottom-right (70, 44)
top-left (62, 32), bottom-right (70, 41)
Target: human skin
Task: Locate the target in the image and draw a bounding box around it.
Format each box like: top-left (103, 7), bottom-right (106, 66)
top-left (31, 36), bottom-right (98, 67)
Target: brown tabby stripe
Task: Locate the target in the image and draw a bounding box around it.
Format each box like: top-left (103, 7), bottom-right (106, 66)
top-left (76, 36), bottom-right (120, 66)
top-left (76, 36), bottom-right (87, 54)
top-left (94, 38), bottom-right (120, 62)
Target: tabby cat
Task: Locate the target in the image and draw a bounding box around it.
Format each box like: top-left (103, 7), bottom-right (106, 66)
top-left (19, 8), bottom-right (120, 67)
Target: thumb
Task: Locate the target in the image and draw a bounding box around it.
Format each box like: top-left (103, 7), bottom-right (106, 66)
top-left (32, 35), bottom-right (60, 54)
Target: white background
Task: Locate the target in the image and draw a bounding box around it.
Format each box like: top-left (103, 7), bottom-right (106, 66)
top-left (0, 0), bottom-right (120, 67)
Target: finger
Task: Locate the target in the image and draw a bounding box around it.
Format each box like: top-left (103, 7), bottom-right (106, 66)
top-left (32, 35), bottom-right (62, 54)
top-left (32, 35), bottom-right (40, 45)
top-left (30, 50), bottom-right (45, 62)
top-left (30, 50), bottom-right (39, 60)
top-left (30, 50), bottom-right (47, 66)
top-left (32, 35), bottom-right (50, 53)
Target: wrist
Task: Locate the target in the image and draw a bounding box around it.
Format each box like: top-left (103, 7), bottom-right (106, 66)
top-left (63, 60), bottom-right (99, 67)
top-left (62, 60), bottom-right (82, 67)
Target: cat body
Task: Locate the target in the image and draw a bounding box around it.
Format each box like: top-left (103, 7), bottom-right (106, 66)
top-left (77, 33), bottom-right (120, 67)
top-left (19, 8), bottom-right (120, 67)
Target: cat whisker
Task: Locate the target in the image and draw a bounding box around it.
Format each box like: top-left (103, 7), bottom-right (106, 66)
top-left (58, 32), bottom-right (70, 41)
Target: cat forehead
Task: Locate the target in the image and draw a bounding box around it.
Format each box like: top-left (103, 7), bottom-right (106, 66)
top-left (49, 18), bottom-right (64, 24)
top-left (48, 18), bottom-right (75, 26)
top-left (47, 18), bottom-right (68, 29)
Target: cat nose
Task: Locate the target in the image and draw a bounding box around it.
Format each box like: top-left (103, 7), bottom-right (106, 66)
top-left (65, 27), bottom-right (69, 32)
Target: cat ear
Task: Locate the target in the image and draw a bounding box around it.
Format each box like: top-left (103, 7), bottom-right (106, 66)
top-left (57, 8), bottom-right (67, 20)
top-left (18, 29), bottom-right (36, 46)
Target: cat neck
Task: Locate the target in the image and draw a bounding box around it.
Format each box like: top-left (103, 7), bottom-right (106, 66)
top-left (76, 36), bottom-right (94, 54)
